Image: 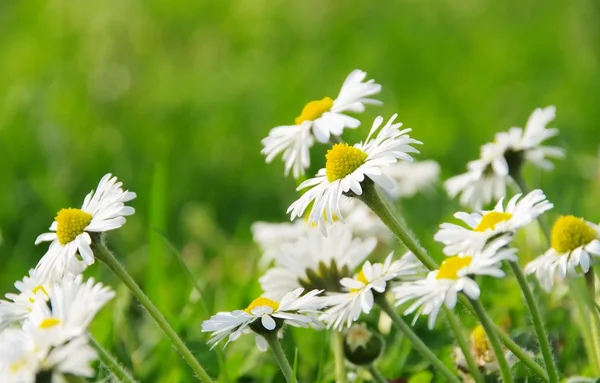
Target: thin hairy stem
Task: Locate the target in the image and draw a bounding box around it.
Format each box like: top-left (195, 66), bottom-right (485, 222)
top-left (367, 364), bottom-right (387, 383)
top-left (89, 335), bottom-right (138, 383)
top-left (444, 308), bottom-right (485, 383)
top-left (332, 331), bottom-right (347, 383)
top-left (264, 332), bottom-right (297, 383)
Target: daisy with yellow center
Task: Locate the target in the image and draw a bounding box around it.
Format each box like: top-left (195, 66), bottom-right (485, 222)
top-left (261, 69), bottom-right (382, 179)
top-left (525, 215), bottom-right (600, 291)
top-left (287, 114), bottom-right (421, 233)
top-left (0, 269), bottom-right (52, 330)
top-left (202, 288), bottom-right (324, 351)
top-left (393, 238), bottom-right (517, 329)
top-left (34, 173), bottom-right (136, 280)
top-left (320, 252), bottom-right (423, 331)
top-left (435, 189), bottom-right (552, 255)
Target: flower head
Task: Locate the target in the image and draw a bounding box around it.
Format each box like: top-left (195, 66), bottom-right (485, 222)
top-left (34, 174), bottom-right (136, 280)
top-left (393, 239), bottom-right (517, 329)
top-left (287, 114), bottom-right (421, 233)
top-left (202, 288), bottom-right (323, 351)
top-left (525, 216), bottom-right (600, 290)
top-left (435, 189), bottom-right (552, 255)
top-left (261, 69), bottom-right (382, 178)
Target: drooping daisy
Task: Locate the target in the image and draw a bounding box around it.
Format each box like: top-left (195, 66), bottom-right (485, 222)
top-left (287, 114), bottom-right (421, 232)
top-left (525, 215), bottom-right (600, 291)
top-left (381, 160), bottom-right (440, 200)
top-left (393, 239), bottom-right (517, 329)
top-left (202, 288), bottom-right (324, 351)
top-left (261, 69), bottom-right (382, 178)
top-left (259, 222), bottom-right (377, 300)
top-left (34, 173), bottom-right (136, 280)
top-left (435, 189), bottom-right (553, 255)
top-left (0, 269), bottom-right (52, 330)
top-left (321, 252), bottom-right (424, 331)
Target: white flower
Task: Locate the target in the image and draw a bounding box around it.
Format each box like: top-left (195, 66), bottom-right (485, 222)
top-left (393, 239), bottom-right (517, 329)
top-left (525, 216), bottom-right (600, 291)
top-left (321, 253), bottom-right (424, 331)
top-left (287, 114), bottom-right (421, 232)
top-left (34, 173), bottom-right (136, 280)
top-left (202, 288), bottom-right (324, 351)
top-left (435, 189), bottom-right (553, 255)
top-left (259, 222), bottom-right (376, 300)
top-left (261, 69), bottom-right (382, 178)
top-left (381, 160), bottom-right (440, 200)
top-left (0, 269), bottom-right (51, 330)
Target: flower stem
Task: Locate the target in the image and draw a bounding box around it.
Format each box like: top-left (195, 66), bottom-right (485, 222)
top-left (89, 335), bottom-right (138, 383)
top-left (469, 299), bottom-right (514, 383)
top-left (94, 243), bottom-right (214, 383)
top-left (508, 261), bottom-right (559, 382)
top-left (332, 331), bottom-right (347, 383)
top-left (367, 364), bottom-right (387, 383)
top-left (443, 308), bottom-right (485, 383)
top-left (375, 296), bottom-right (461, 383)
top-left (263, 332), bottom-right (297, 383)
top-left (585, 272), bottom-right (600, 374)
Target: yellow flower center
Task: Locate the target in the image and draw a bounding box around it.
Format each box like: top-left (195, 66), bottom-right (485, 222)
top-left (471, 324), bottom-right (490, 357)
top-left (39, 317), bottom-right (61, 329)
top-left (436, 256), bottom-right (473, 280)
top-left (28, 285), bottom-right (49, 304)
top-left (325, 143), bottom-right (368, 182)
top-left (245, 297), bottom-right (280, 314)
top-left (10, 359), bottom-right (27, 373)
top-left (295, 97), bottom-right (334, 125)
top-left (55, 208), bottom-right (93, 245)
top-left (551, 215), bottom-right (598, 253)
top-left (350, 270), bottom-right (369, 292)
top-left (474, 212), bottom-right (513, 232)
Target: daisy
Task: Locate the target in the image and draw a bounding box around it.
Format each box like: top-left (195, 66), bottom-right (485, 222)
top-left (202, 288), bottom-right (324, 351)
top-left (261, 69), bottom-right (382, 178)
top-left (259, 222), bottom-right (376, 300)
top-left (381, 160), bottom-right (440, 200)
top-left (393, 238), bottom-right (517, 329)
top-left (34, 173), bottom-right (136, 280)
top-left (287, 114), bottom-right (421, 232)
top-left (321, 252), bottom-right (424, 331)
top-left (525, 215), bottom-right (600, 291)
top-left (0, 269), bottom-right (52, 330)
top-left (435, 189), bottom-right (553, 255)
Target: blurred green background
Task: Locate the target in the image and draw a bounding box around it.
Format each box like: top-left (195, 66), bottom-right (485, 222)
top-left (1, 0), bottom-right (600, 381)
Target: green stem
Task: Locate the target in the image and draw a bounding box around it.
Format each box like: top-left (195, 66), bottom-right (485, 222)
top-left (586, 272), bottom-right (600, 374)
top-left (94, 243), bottom-right (214, 383)
top-left (357, 180), bottom-right (437, 270)
top-left (367, 364), bottom-right (387, 383)
top-left (510, 171), bottom-right (550, 243)
top-left (376, 296), bottom-right (461, 383)
top-left (264, 332), bottom-right (297, 383)
top-left (332, 331), bottom-right (347, 383)
top-left (508, 262), bottom-right (559, 382)
top-left (469, 299), bottom-right (514, 383)
top-left (89, 335), bottom-right (138, 383)
top-left (570, 279), bottom-right (600, 375)
top-left (443, 308), bottom-right (485, 383)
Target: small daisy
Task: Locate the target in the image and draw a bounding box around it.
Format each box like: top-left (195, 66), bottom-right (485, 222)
top-left (34, 173), bottom-right (136, 280)
top-left (525, 215), bottom-right (600, 291)
top-left (287, 114), bottom-right (421, 232)
top-left (202, 288), bottom-right (324, 351)
top-left (0, 269), bottom-right (51, 330)
top-left (381, 160), bottom-right (440, 200)
top-left (435, 189), bottom-right (553, 255)
top-left (259, 222), bottom-right (376, 300)
top-left (321, 252), bottom-right (424, 331)
top-left (393, 239), bottom-right (517, 329)
top-left (261, 69), bottom-right (382, 178)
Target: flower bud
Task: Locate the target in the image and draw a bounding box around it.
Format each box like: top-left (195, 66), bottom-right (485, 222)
top-left (343, 323), bottom-right (385, 365)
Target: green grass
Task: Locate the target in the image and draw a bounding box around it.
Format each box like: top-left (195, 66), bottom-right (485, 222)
top-left (1, 0), bottom-right (600, 381)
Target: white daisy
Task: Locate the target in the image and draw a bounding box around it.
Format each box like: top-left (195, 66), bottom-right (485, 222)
top-left (393, 239), bottom-right (517, 329)
top-left (321, 252), bottom-right (424, 331)
top-left (261, 69), bottom-right (382, 178)
top-left (259, 222), bottom-right (376, 300)
top-left (435, 189), bottom-right (553, 255)
top-left (34, 173), bottom-right (136, 280)
top-left (381, 160), bottom-right (440, 200)
top-left (287, 114), bottom-right (421, 232)
top-left (525, 215), bottom-right (600, 291)
top-left (202, 288), bottom-right (324, 351)
top-left (0, 269), bottom-right (52, 330)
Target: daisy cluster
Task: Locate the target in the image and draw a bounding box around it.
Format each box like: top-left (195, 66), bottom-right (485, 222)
top-left (0, 174), bottom-right (135, 382)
